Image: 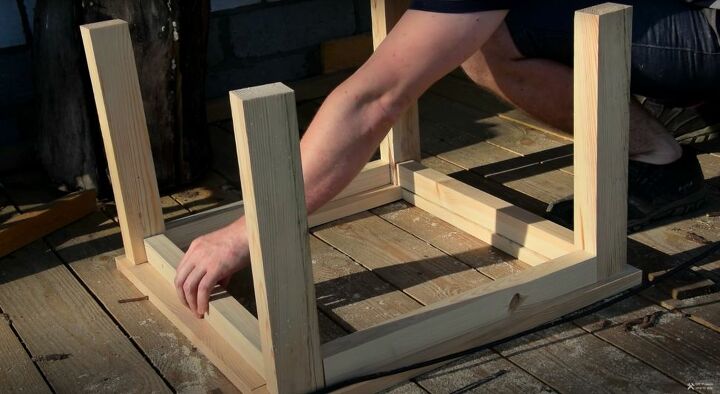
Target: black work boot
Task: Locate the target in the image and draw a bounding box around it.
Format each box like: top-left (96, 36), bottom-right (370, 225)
top-left (639, 97), bottom-right (720, 149)
top-left (547, 146), bottom-right (707, 232)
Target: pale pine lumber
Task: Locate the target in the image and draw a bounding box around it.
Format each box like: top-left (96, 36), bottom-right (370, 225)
top-left (117, 257), bottom-right (265, 392)
top-left (230, 83), bottom-right (324, 393)
top-left (321, 251), bottom-right (598, 384)
top-left (398, 161), bottom-right (574, 262)
top-left (0, 190), bottom-right (97, 258)
top-left (573, 4), bottom-right (632, 279)
top-left (165, 202), bottom-right (245, 250)
top-left (402, 190), bottom-right (550, 266)
top-left (80, 20), bottom-right (164, 264)
top-left (329, 266), bottom-right (641, 391)
top-left (371, 0), bottom-right (421, 181)
top-left (309, 185), bottom-right (401, 228)
top-left (143, 235), bottom-right (264, 378)
top-left (331, 160), bottom-right (391, 201)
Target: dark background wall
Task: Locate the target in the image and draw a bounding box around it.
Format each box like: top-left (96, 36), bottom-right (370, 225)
top-left (206, 0), bottom-right (370, 97)
top-left (0, 0), bottom-right (370, 171)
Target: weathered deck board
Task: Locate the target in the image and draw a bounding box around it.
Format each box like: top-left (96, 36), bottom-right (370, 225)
top-left (495, 323), bottom-right (687, 392)
top-left (46, 212), bottom-right (242, 393)
top-left (419, 94), bottom-right (574, 204)
top-left (0, 307), bottom-right (51, 394)
top-left (576, 295), bottom-right (720, 389)
top-left (0, 242), bottom-right (170, 393)
top-left (420, 93), bottom-right (569, 157)
top-left (311, 235), bottom-right (421, 331)
top-left (364, 199), bottom-right (557, 394)
top-left (313, 211), bottom-right (493, 305)
top-left (372, 201), bottom-right (528, 280)
top-left (413, 350), bottom-right (554, 394)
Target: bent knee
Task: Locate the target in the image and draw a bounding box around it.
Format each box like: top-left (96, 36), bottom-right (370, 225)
top-left (461, 22), bottom-right (523, 88)
top-left (461, 51), bottom-right (497, 88)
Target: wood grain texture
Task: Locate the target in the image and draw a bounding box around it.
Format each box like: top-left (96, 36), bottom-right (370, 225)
top-left (402, 191), bottom-right (549, 269)
top-left (314, 211), bottom-right (493, 306)
top-left (327, 266), bottom-right (640, 392)
top-left (573, 4), bottom-right (632, 279)
top-left (230, 83), bottom-right (324, 393)
top-left (398, 161), bottom-right (574, 262)
top-left (310, 235), bottom-right (422, 332)
top-left (497, 322), bottom-right (686, 393)
top-left (332, 160), bottom-right (392, 201)
top-left (373, 201), bottom-right (530, 280)
top-left (416, 95), bottom-right (573, 213)
top-left (0, 242), bottom-right (169, 393)
top-left (413, 350), bottom-right (552, 394)
top-left (144, 235), bottom-right (264, 378)
top-left (0, 190), bottom-right (97, 258)
top-left (321, 251), bottom-right (598, 384)
top-left (371, 0), bottom-right (421, 180)
top-left (45, 212), bottom-right (241, 393)
top-left (164, 168), bottom-right (398, 251)
top-left (80, 20), bottom-right (164, 264)
top-left (0, 311), bottom-right (51, 394)
top-left (576, 295), bottom-right (720, 388)
top-left (118, 257), bottom-right (264, 392)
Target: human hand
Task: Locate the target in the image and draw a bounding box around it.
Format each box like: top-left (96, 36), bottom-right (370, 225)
top-left (174, 218), bottom-right (250, 318)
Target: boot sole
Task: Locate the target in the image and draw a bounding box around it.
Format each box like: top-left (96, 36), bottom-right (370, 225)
top-left (628, 187), bottom-right (708, 232)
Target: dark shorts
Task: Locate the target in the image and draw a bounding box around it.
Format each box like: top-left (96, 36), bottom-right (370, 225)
top-left (505, 0), bottom-right (720, 104)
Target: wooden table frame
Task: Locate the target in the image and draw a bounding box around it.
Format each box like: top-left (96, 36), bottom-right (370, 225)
top-left (80, 2), bottom-right (640, 393)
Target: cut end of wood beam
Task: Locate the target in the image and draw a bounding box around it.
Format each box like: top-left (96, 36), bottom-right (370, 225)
top-left (79, 19), bottom-right (127, 32)
top-left (577, 2), bottom-right (632, 16)
top-left (230, 82), bottom-right (294, 102)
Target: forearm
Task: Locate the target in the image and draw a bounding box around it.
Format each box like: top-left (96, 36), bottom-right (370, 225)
top-left (300, 81), bottom-right (398, 213)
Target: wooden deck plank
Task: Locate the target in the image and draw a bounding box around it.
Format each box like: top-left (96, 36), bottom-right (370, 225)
top-left (0, 308), bottom-right (51, 394)
top-left (419, 93), bottom-right (569, 157)
top-left (170, 172), bottom-right (242, 214)
top-left (372, 201), bottom-right (529, 280)
top-left (418, 95), bottom-right (574, 205)
top-left (367, 198), bottom-right (559, 394)
top-left (310, 235), bottom-right (422, 331)
top-left (413, 350), bottom-right (555, 394)
top-left (495, 323), bottom-right (687, 392)
top-left (313, 211), bottom-right (493, 305)
top-left (576, 295), bottom-right (720, 389)
top-left (419, 155), bottom-right (549, 217)
top-left (0, 194), bottom-right (48, 393)
top-left (0, 241), bottom-right (170, 393)
top-left (46, 213), bottom-right (242, 393)
top-left (162, 169), bottom-right (413, 393)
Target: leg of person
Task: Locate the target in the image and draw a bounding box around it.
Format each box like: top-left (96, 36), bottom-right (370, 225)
top-left (460, 0), bottom-right (712, 229)
top-left (462, 22), bottom-right (682, 164)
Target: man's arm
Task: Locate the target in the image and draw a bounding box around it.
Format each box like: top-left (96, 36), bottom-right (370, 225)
top-left (175, 9), bottom-right (508, 318)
